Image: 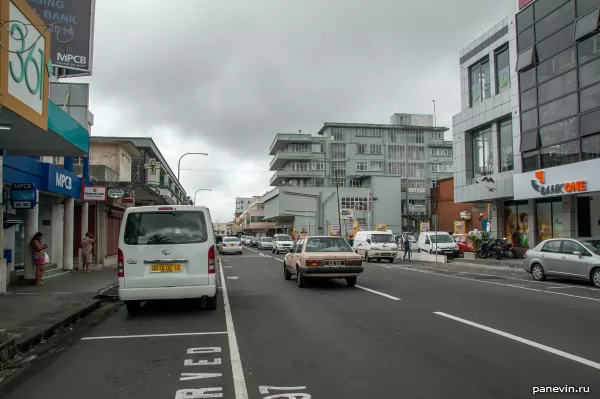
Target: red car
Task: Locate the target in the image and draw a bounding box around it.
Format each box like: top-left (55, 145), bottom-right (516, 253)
top-left (453, 234), bottom-right (474, 254)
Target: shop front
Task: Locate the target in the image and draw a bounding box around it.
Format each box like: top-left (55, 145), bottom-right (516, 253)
top-left (512, 158), bottom-right (600, 248)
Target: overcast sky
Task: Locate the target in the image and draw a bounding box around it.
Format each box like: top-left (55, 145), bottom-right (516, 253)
top-left (82, 0), bottom-right (513, 222)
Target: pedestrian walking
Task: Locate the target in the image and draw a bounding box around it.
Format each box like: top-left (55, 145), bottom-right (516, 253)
top-left (81, 232), bottom-right (95, 273)
top-left (403, 236), bottom-right (411, 261)
top-left (30, 232), bottom-right (48, 286)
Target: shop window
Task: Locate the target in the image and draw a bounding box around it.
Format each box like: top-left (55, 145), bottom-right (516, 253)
top-left (536, 23), bottom-right (575, 62)
top-left (580, 81), bottom-right (600, 111)
top-left (517, 47), bottom-right (537, 72)
top-left (539, 116), bottom-right (579, 146)
top-left (496, 46), bottom-right (510, 94)
top-left (504, 201), bottom-right (530, 248)
top-left (578, 0), bottom-right (600, 16)
top-left (540, 139), bottom-right (580, 167)
top-left (498, 119), bottom-right (514, 172)
top-left (535, 1), bottom-right (575, 41)
top-left (574, 7), bottom-right (600, 41)
top-left (521, 130), bottom-right (539, 152)
top-left (539, 92), bottom-right (578, 125)
top-left (536, 199), bottom-right (563, 242)
top-left (518, 27), bottom-right (535, 53)
top-left (472, 126), bottom-right (493, 177)
top-left (537, 69), bottom-right (577, 104)
top-left (522, 150), bottom-right (540, 171)
top-left (520, 67), bottom-right (537, 91)
top-left (521, 108), bottom-right (538, 131)
top-left (582, 133), bottom-right (600, 159)
top-left (517, 4), bottom-right (534, 33)
top-left (521, 87), bottom-right (538, 111)
top-left (580, 108), bottom-right (600, 135)
top-left (537, 47), bottom-right (576, 83)
top-left (470, 58), bottom-right (491, 105)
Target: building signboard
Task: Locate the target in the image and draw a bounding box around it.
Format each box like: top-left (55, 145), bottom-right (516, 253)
top-left (107, 188), bottom-right (125, 199)
top-left (44, 163), bottom-right (81, 197)
top-left (340, 209), bottom-right (353, 220)
top-left (83, 186), bottom-right (107, 201)
top-left (512, 158), bottom-right (600, 200)
top-left (0, 0), bottom-right (52, 130)
top-left (10, 182), bottom-right (36, 208)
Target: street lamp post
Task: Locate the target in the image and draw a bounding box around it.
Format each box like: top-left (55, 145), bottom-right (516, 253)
top-left (177, 152), bottom-right (208, 182)
top-left (194, 188), bottom-right (212, 205)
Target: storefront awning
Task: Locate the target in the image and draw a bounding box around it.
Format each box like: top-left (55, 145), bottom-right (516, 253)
top-left (0, 101), bottom-right (89, 156)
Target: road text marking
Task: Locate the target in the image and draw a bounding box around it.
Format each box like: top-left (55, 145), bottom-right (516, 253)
top-left (434, 312), bottom-right (600, 371)
top-left (356, 285), bottom-right (401, 300)
top-left (81, 331), bottom-right (228, 341)
top-left (259, 386), bottom-right (311, 398)
top-left (220, 258), bottom-right (249, 399)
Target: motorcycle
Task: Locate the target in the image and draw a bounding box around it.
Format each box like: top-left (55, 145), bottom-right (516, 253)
top-left (477, 239), bottom-right (495, 259)
top-left (496, 238), bottom-right (514, 259)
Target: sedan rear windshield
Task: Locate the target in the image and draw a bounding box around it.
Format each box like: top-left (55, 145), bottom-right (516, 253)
top-left (260, 237), bottom-right (273, 242)
top-left (305, 237), bottom-right (352, 252)
top-left (224, 238), bottom-right (240, 242)
top-left (124, 211), bottom-right (208, 245)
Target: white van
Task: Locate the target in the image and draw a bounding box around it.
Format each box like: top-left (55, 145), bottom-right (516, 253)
top-left (417, 231), bottom-right (459, 258)
top-left (352, 230), bottom-right (398, 262)
top-left (272, 233), bottom-right (294, 254)
top-left (118, 205), bottom-right (218, 314)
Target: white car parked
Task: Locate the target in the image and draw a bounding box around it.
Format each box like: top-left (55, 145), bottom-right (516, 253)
top-left (118, 205), bottom-right (218, 314)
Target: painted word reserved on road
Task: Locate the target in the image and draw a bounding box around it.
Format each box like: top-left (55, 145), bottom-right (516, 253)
top-left (175, 346), bottom-right (224, 398)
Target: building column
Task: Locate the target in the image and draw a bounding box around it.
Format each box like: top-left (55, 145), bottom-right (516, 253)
top-left (562, 196), bottom-right (577, 238)
top-left (62, 197), bottom-right (74, 270)
top-left (63, 156), bottom-right (74, 172)
top-left (82, 155), bottom-right (90, 181)
top-left (81, 202), bottom-right (89, 235)
top-left (23, 190), bottom-right (40, 280)
top-left (96, 203), bottom-right (107, 266)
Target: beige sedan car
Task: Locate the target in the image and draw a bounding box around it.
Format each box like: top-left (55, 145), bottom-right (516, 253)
top-left (283, 236), bottom-right (364, 288)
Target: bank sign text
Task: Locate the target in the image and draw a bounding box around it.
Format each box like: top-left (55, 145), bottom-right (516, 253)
top-left (56, 173), bottom-right (73, 190)
top-left (531, 170), bottom-right (587, 196)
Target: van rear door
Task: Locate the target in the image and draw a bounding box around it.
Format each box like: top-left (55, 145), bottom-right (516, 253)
top-left (121, 208), bottom-right (212, 289)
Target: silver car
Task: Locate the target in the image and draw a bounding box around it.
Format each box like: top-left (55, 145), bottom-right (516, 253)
top-left (258, 236), bottom-right (273, 250)
top-left (523, 237), bottom-right (600, 288)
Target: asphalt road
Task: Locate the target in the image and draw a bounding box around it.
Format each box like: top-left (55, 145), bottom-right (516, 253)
top-left (2, 246), bottom-right (599, 398)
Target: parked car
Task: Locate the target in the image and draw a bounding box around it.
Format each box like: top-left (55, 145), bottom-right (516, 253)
top-left (243, 236), bottom-right (254, 246)
top-left (523, 237), bottom-right (600, 288)
top-left (417, 231), bottom-right (459, 259)
top-left (118, 205), bottom-right (218, 314)
top-left (251, 237), bottom-right (260, 247)
top-left (283, 236), bottom-right (364, 288)
top-left (215, 235), bottom-right (224, 253)
top-left (453, 234), bottom-right (474, 254)
top-left (353, 230), bottom-right (398, 263)
top-left (220, 236), bottom-right (243, 255)
top-left (258, 236), bottom-right (273, 250)
top-left (272, 234), bottom-right (294, 254)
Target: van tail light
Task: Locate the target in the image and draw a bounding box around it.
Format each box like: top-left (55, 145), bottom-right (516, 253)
top-left (158, 207), bottom-right (174, 211)
top-left (346, 259), bottom-right (362, 266)
top-left (208, 245), bottom-right (216, 274)
top-left (118, 248), bottom-right (125, 277)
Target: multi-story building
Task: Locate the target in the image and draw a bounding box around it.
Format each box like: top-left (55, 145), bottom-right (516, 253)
top-left (264, 114), bottom-right (453, 236)
top-left (235, 196), bottom-right (260, 217)
top-left (452, 17), bottom-right (521, 246)
top-left (239, 197), bottom-right (276, 236)
top-left (509, 0), bottom-right (600, 246)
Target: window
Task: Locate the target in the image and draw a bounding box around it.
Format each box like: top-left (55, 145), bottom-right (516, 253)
top-left (331, 129), bottom-right (344, 141)
top-left (537, 47), bottom-right (576, 83)
top-left (407, 146), bottom-right (425, 160)
top-left (579, 31), bottom-right (600, 62)
top-left (370, 144), bottom-right (382, 155)
top-left (388, 145), bottom-right (404, 159)
top-left (575, 7), bottom-right (600, 41)
top-left (536, 24), bottom-right (575, 62)
top-left (517, 4), bottom-right (534, 33)
top-left (356, 161), bottom-right (368, 171)
top-left (535, 0), bottom-right (570, 21)
top-left (357, 144), bottom-right (367, 154)
top-left (470, 59), bottom-right (491, 104)
top-left (522, 150), bottom-right (540, 172)
top-left (521, 88), bottom-right (538, 110)
top-left (312, 162), bottom-right (324, 171)
top-left (538, 69), bottom-right (577, 104)
top-left (387, 162), bottom-right (404, 175)
top-left (536, 199), bottom-right (563, 242)
top-left (430, 131), bottom-right (444, 140)
top-left (407, 131), bottom-right (424, 143)
top-left (430, 163), bottom-right (453, 173)
top-left (581, 108), bottom-right (600, 135)
top-left (518, 27), bottom-right (535, 52)
top-left (389, 131), bottom-right (402, 142)
top-left (408, 163), bottom-right (425, 177)
top-left (580, 81), bottom-right (600, 111)
top-left (535, 1), bottom-right (575, 41)
top-left (522, 108), bottom-right (538, 131)
top-left (579, 0), bottom-right (600, 16)
top-left (73, 156), bottom-right (84, 165)
top-left (517, 47), bottom-right (537, 73)
top-left (349, 179), bottom-right (364, 187)
top-left (539, 92), bottom-right (578, 124)
top-left (407, 180), bottom-right (426, 193)
top-left (330, 161), bottom-right (345, 177)
top-left (521, 130), bottom-right (539, 152)
top-left (582, 133), bottom-right (600, 159)
top-left (124, 211), bottom-right (208, 245)
top-left (498, 119), bottom-right (514, 172)
top-left (286, 143), bottom-right (311, 152)
top-left (312, 143), bottom-right (323, 152)
top-left (331, 178), bottom-right (346, 187)
top-left (540, 139), bottom-right (580, 167)
top-left (286, 161), bottom-right (309, 171)
top-left (504, 201), bottom-right (530, 248)
top-left (370, 161), bottom-right (383, 172)
top-left (496, 46), bottom-right (510, 94)
top-left (429, 147), bottom-right (453, 156)
top-left (331, 143), bottom-right (346, 159)
top-left (539, 116), bottom-right (579, 146)
top-left (341, 197), bottom-right (371, 210)
top-left (580, 57), bottom-right (600, 87)
top-left (356, 128), bottom-right (382, 137)
top-left (542, 240), bottom-right (562, 253)
top-left (472, 126), bottom-right (493, 177)
top-left (520, 67), bottom-right (537, 91)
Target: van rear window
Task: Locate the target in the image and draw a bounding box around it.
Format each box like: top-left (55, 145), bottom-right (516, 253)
top-left (124, 211), bottom-right (208, 245)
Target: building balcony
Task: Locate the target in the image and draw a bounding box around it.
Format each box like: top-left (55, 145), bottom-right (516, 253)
top-left (269, 152), bottom-right (324, 170)
top-left (269, 133), bottom-right (324, 156)
top-left (270, 169), bottom-right (325, 186)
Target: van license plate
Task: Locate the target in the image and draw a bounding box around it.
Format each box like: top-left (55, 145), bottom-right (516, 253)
top-left (150, 264), bottom-right (182, 273)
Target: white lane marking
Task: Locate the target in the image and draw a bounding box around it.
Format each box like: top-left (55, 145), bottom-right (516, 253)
top-left (545, 286), bottom-right (580, 290)
top-left (219, 258), bottom-right (249, 399)
top-left (81, 331), bottom-right (228, 341)
top-left (434, 312), bottom-right (600, 371)
top-left (227, 276), bottom-right (240, 280)
top-left (382, 264), bottom-right (600, 303)
top-left (224, 265), bottom-right (233, 268)
top-left (355, 285), bottom-right (401, 301)
top-left (42, 271), bottom-right (72, 279)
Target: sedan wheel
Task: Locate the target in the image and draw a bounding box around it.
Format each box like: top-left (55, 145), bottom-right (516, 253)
top-left (531, 264), bottom-right (546, 281)
top-left (592, 268), bottom-right (600, 288)
top-left (283, 262), bottom-right (291, 280)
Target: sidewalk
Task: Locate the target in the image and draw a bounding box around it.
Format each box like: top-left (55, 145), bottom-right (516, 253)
top-left (449, 257), bottom-right (523, 269)
top-left (0, 268), bottom-right (117, 354)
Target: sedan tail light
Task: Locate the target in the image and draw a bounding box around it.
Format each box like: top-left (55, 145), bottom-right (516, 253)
top-left (118, 248), bottom-right (124, 277)
top-left (208, 245), bottom-right (216, 274)
top-left (238, 242), bottom-right (242, 246)
top-left (222, 243), bottom-right (227, 247)
top-left (306, 260), bottom-right (322, 267)
top-left (345, 259), bottom-right (362, 266)
top-left (524, 252), bottom-right (528, 259)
